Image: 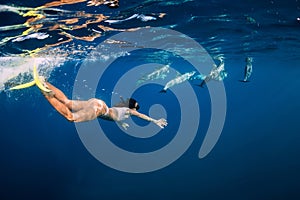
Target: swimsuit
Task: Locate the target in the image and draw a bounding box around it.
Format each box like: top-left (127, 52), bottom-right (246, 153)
top-left (111, 107), bottom-right (130, 121)
top-left (93, 99), bottom-right (109, 116)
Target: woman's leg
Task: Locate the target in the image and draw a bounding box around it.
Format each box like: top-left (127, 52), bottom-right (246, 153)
top-left (41, 82), bottom-right (90, 121)
top-left (42, 82), bottom-right (104, 122)
top-left (42, 92), bottom-right (74, 121)
top-left (72, 107), bottom-right (98, 122)
top-left (43, 93), bottom-right (97, 122)
top-left (45, 82), bottom-right (87, 111)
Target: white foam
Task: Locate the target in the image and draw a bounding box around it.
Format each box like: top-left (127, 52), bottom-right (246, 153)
top-left (12, 32), bottom-right (49, 42)
top-left (0, 56), bottom-right (65, 91)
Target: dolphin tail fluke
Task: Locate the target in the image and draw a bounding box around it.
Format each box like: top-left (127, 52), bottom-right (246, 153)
top-left (239, 79), bottom-right (249, 83)
top-left (199, 80), bottom-right (206, 88)
top-left (194, 84), bottom-right (204, 88)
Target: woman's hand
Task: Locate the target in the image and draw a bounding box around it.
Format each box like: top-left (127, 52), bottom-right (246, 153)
top-left (118, 122), bottom-right (129, 130)
top-left (153, 118), bottom-right (168, 128)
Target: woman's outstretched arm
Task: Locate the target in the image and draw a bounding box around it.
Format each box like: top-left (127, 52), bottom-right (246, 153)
top-left (129, 110), bottom-right (168, 128)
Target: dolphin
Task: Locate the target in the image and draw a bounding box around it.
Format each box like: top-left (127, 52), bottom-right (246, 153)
top-left (190, 73), bottom-right (206, 81)
top-left (137, 64), bottom-right (170, 85)
top-left (160, 71), bottom-right (196, 93)
top-left (199, 60), bottom-right (227, 87)
top-left (241, 57), bottom-right (253, 82)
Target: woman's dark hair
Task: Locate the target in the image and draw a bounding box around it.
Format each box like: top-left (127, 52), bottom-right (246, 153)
top-left (113, 97), bottom-right (140, 110)
top-left (128, 98), bottom-right (140, 110)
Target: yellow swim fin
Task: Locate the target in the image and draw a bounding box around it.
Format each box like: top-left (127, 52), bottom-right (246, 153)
top-left (33, 64), bottom-right (51, 93)
top-left (9, 80), bottom-right (36, 90)
top-left (9, 64), bottom-right (51, 93)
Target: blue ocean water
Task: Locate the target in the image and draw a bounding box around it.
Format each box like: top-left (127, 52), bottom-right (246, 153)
top-left (1, 0), bottom-right (300, 199)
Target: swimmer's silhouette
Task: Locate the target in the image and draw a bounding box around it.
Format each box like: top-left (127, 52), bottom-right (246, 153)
top-left (40, 81), bottom-right (167, 130)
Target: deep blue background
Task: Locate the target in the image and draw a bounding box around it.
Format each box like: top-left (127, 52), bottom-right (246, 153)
top-left (1, 0), bottom-right (300, 199)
